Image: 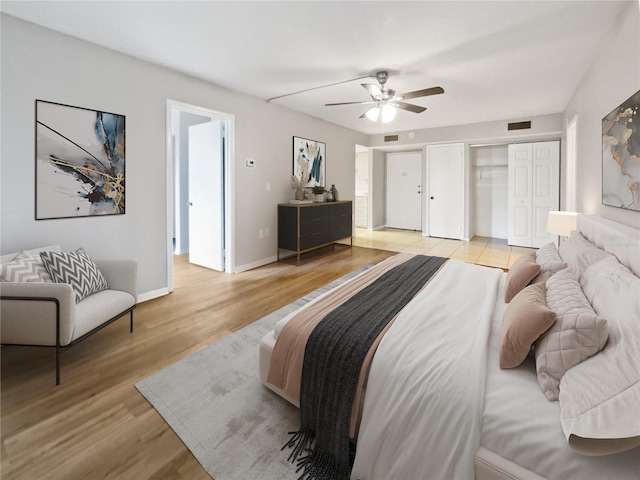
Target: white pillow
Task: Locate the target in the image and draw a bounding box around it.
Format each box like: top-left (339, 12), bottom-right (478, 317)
top-left (535, 242), bottom-right (566, 273)
top-left (0, 251), bottom-right (54, 283)
top-left (558, 231), bottom-right (614, 281)
top-left (535, 268), bottom-right (608, 401)
top-left (559, 257), bottom-right (640, 455)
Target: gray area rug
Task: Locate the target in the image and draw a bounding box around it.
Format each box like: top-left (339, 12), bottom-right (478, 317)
top-left (135, 265), bottom-right (371, 480)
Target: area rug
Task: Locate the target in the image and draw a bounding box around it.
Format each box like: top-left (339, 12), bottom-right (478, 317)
top-left (135, 265), bottom-right (372, 480)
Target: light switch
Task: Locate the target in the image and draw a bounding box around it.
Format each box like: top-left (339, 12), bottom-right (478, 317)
top-left (266, 182), bottom-right (271, 192)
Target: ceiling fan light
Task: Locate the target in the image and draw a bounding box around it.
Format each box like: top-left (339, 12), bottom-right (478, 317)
top-left (381, 104), bottom-right (396, 123)
top-left (365, 107), bottom-right (380, 122)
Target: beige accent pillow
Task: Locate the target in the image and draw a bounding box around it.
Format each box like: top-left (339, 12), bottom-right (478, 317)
top-left (504, 251), bottom-right (540, 303)
top-left (535, 268), bottom-right (608, 401)
top-left (500, 282), bottom-right (556, 368)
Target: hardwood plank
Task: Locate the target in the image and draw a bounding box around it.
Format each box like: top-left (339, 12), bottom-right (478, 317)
top-left (1, 246), bottom-right (396, 479)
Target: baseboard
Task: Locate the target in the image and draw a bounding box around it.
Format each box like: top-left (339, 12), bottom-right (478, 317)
top-left (233, 255), bottom-right (277, 273)
top-left (138, 287), bottom-right (170, 303)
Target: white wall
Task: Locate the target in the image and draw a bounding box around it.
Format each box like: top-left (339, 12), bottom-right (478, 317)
top-left (562, 2), bottom-right (640, 228)
top-left (0, 15), bottom-right (367, 297)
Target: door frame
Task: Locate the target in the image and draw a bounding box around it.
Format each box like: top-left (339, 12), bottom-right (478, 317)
top-left (165, 99), bottom-right (236, 292)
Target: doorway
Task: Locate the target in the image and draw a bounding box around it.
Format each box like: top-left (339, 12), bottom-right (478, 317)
top-left (165, 100), bottom-right (235, 292)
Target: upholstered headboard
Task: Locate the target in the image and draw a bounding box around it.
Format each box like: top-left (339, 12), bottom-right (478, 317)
top-left (577, 215), bottom-right (640, 277)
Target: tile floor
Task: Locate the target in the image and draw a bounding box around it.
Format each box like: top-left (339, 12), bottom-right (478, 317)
top-left (353, 228), bottom-right (536, 270)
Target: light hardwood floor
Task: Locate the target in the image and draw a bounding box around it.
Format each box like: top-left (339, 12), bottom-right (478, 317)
top-left (1, 236), bottom-right (532, 479)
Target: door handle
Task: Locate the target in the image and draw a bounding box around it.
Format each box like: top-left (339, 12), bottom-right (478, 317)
top-left (188, 202), bottom-right (193, 206)
top-left (430, 196), bottom-right (435, 200)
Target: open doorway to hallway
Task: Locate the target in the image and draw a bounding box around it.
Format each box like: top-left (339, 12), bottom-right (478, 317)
top-left (165, 100), bottom-right (235, 292)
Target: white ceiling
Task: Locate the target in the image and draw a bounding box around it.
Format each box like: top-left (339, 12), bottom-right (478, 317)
top-left (1, 1), bottom-right (631, 135)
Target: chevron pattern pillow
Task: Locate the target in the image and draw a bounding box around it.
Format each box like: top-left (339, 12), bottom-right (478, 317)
top-left (1, 251), bottom-right (54, 283)
top-left (40, 248), bottom-right (108, 303)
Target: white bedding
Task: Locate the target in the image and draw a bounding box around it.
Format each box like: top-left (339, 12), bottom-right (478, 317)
top-left (352, 260), bottom-right (502, 479)
top-left (262, 218), bottom-right (640, 479)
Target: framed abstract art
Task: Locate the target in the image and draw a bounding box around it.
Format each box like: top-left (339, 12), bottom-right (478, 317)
top-left (292, 136), bottom-right (326, 188)
top-left (35, 100), bottom-right (126, 219)
top-left (602, 89), bottom-right (639, 212)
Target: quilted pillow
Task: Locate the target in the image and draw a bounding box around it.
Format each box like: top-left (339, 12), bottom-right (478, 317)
top-left (535, 268), bottom-right (608, 401)
top-left (500, 282), bottom-right (556, 368)
top-left (504, 251), bottom-right (540, 303)
top-left (1, 251), bottom-right (54, 283)
top-left (40, 248), bottom-right (108, 303)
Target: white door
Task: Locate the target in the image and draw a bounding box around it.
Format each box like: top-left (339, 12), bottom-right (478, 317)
top-left (507, 142), bottom-right (559, 247)
top-left (427, 143), bottom-right (464, 239)
top-left (188, 120), bottom-right (224, 271)
top-left (531, 141), bottom-right (560, 248)
top-left (507, 143), bottom-right (533, 246)
top-left (386, 152), bottom-right (422, 230)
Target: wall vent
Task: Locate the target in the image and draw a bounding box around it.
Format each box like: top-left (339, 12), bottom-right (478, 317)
top-left (507, 121), bottom-right (532, 131)
top-left (384, 134), bottom-right (399, 142)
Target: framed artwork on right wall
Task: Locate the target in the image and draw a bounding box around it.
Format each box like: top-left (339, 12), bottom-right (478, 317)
top-left (602, 89), bottom-right (639, 212)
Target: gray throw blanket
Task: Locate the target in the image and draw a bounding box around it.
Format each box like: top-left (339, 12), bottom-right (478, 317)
top-left (284, 255), bottom-right (448, 479)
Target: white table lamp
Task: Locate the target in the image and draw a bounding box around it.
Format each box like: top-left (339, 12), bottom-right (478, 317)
top-left (547, 211), bottom-right (579, 238)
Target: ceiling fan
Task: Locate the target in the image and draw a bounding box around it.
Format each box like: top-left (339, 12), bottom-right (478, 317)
top-left (325, 71), bottom-right (444, 122)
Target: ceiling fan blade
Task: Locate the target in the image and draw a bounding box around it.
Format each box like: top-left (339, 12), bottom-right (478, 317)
top-left (394, 102), bottom-right (427, 114)
top-left (325, 101), bottom-right (376, 106)
top-left (362, 83), bottom-right (383, 98)
top-left (398, 86), bottom-right (444, 100)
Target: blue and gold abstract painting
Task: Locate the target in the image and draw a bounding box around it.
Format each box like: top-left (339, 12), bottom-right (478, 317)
top-left (293, 136), bottom-right (326, 188)
top-left (36, 100), bottom-right (125, 219)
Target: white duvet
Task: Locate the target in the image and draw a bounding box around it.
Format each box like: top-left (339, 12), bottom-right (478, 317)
top-left (352, 260), bottom-right (502, 480)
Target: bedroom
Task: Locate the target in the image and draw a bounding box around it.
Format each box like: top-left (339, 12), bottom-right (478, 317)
top-left (1, 1), bottom-right (639, 479)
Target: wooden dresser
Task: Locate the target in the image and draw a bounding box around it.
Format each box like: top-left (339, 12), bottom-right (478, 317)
top-left (277, 201), bottom-right (352, 265)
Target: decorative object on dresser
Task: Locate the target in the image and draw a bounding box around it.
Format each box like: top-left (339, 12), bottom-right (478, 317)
top-left (277, 201), bottom-right (352, 265)
top-left (311, 185), bottom-right (326, 202)
top-left (602, 89), bottom-right (639, 211)
top-left (293, 136), bottom-right (325, 188)
top-left (35, 100), bottom-right (126, 220)
top-left (0, 244), bottom-right (138, 384)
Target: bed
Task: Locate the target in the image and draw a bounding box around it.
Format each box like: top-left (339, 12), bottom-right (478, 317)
top-left (259, 215), bottom-right (640, 479)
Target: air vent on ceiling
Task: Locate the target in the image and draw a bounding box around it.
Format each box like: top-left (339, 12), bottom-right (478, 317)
top-left (384, 135), bottom-right (399, 142)
top-left (508, 121), bottom-right (532, 131)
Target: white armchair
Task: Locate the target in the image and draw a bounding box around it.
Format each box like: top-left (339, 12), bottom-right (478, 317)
top-left (0, 245), bottom-right (137, 384)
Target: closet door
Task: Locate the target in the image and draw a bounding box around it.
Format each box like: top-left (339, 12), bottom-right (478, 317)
top-left (531, 142), bottom-right (560, 248)
top-left (507, 144), bottom-right (533, 246)
top-left (427, 143), bottom-right (464, 240)
top-left (507, 141), bottom-right (559, 247)
top-left (386, 152), bottom-right (422, 230)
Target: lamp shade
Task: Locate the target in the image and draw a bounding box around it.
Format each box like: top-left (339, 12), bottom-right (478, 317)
top-left (365, 107), bottom-right (380, 122)
top-left (547, 211), bottom-right (579, 237)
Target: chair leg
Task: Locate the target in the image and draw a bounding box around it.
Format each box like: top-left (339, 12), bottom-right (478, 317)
top-left (130, 310), bottom-right (134, 333)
